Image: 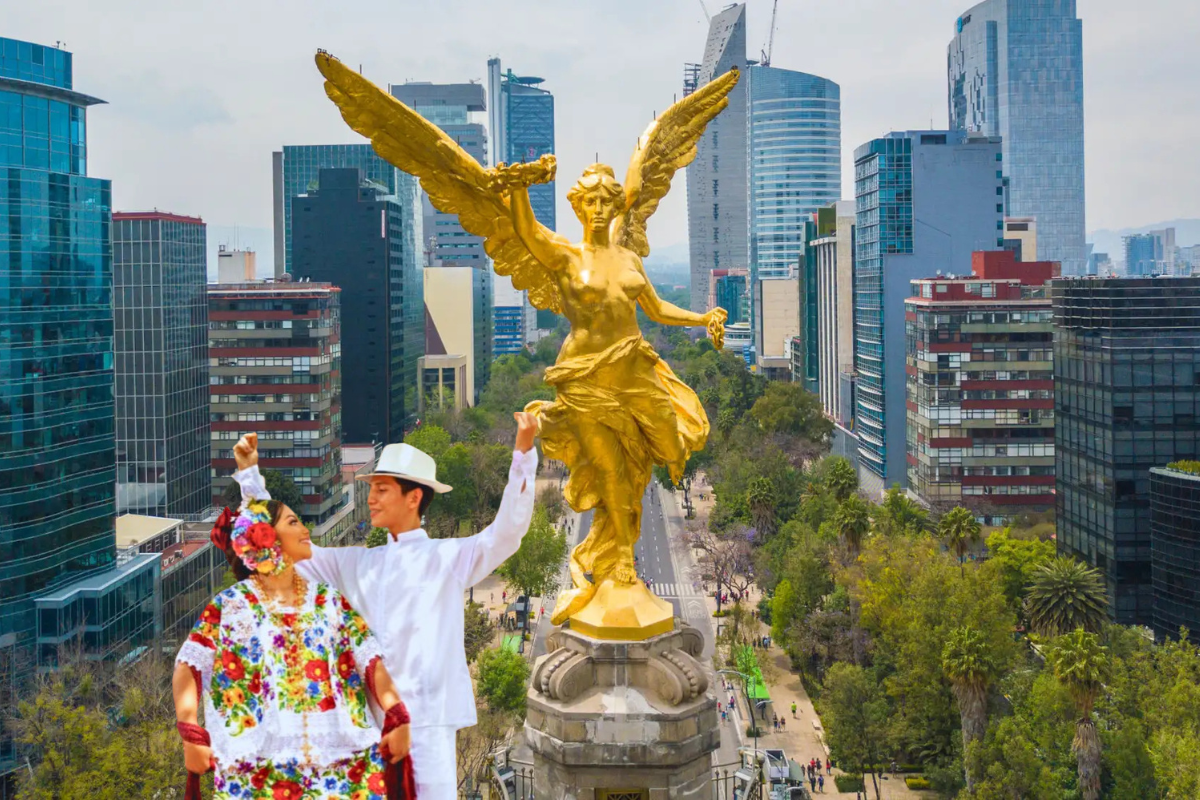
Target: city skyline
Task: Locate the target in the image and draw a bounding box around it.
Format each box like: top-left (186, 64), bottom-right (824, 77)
top-left (6, 0), bottom-right (1197, 268)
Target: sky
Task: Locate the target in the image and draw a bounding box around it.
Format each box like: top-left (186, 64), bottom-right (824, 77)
top-left (7, 0), bottom-right (1200, 263)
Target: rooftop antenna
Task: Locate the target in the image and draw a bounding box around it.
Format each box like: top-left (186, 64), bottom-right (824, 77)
top-left (761, 0), bottom-right (780, 67)
top-left (698, 0), bottom-right (711, 22)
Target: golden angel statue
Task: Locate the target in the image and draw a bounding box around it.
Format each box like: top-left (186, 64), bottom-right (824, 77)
top-left (316, 52), bottom-right (736, 640)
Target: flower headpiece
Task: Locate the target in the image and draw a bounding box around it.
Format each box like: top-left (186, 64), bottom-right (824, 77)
top-left (230, 500), bottom-right (287, 576)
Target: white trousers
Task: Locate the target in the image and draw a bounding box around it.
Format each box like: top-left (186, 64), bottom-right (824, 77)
top-left (410, 725), bottom-right (458, 800)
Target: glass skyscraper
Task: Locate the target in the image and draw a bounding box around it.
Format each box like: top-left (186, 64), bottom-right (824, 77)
top-left (948, 0), bottom-right (1086, 276)
top-left (746, 66), bottom-right (841, 281)
top-left (853, 131), bottom-right (1005, 496)
top-left (113, 212), bottom-right (211, 518)
top-left (1053, 277), bottom-right (1200, 626)
top-left (0, 37), bottom-right (116, 652)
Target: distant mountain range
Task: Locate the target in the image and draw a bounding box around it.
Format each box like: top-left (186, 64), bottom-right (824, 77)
top-left (1088, 219), bottom-right (1200, 263)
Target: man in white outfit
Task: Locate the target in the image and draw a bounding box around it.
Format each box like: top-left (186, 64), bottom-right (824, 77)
top-left (231, 412), bottom-right (538, 799)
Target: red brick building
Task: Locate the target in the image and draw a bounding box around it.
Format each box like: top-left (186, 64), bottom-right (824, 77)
top-left (207, 281), bottom-right (343, 521)
top-left (905, 251), bottom-right (1058, 524)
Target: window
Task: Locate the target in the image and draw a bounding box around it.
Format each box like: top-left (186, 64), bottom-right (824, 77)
top-left (996, 204), bottom-right (1004, 213)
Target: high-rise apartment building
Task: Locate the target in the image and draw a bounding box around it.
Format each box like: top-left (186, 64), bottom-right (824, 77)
top-left (686, 3), bottom-right (749, 314)
top-left (291, 168), bottom-right (423, 443)
top-left (1123, 229), bottom-right (1176, 276)
top-left (1052, 277), bottom-right (1200, 625)
top-left (814, 202), bottom-right (856, 426)
top-left (113, 211), bottom-right (211, 519)
top-left (272, 144), bottom-right (409, 276)
top-left (906, 251), bottom-right (1058, 522)
top-left (710, 268), bottom-right (750, 326)
top-left (853, 131), bottom-right (1005, 495)
top-left (1150, 462), bottom-right (1200, 641)
top-left (207, 281), bottom-right (344, 522)
top-left (948, 0), bottom-right (1086, 275)
top-left (1, 38), bottom-right (160, 774)
top-left (685, 3), bottom-right (842, 317)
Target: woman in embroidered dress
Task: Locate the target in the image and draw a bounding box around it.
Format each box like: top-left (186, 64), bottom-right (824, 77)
top-left (173, 433), bottom-right (413, 799)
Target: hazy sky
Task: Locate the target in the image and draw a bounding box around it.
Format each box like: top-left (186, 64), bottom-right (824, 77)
top-left (8, 0), bottom-right (1199, 257)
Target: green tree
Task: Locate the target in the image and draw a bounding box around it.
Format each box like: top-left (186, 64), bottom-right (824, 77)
top-left (366, 527), bottom-right (389, 548)
top-left (1026, 557), bottom-right (1108, 637)
top-left (1149, 729), bottom-right (1200, 799)
top-left (824, 457), bottom-right (858, 502)
top-left (942, 626), bottom-right (998, 791)
top-left (985, 528), bottom-right (1055, 610)
top-left (475, 647), bottom-right (531, 716)
top-left (832, 496), bottom-right (871, 558)
top-left (748, 380), bottom-right (833, 447)
top-left (262, 468), bottom-right (305, 513)
top-left (823, 662), bottom-right (889, 799)
top-left (938, 506), bottom-right (982, 575)
top-left (463, 600), bottom-right (494, 664)
top-left (496, 505), bottom-right (568, 629)
top-left (872, 484), bottom-right (929, 537)
top-left (965, 716), bottom-right (1066, 800)
top-left (1046, 629), bottom-right (1108, 800)
top-left (404, 423), bottom-right (452, 460)
top-left (747, 476), bottom-right (777, 536)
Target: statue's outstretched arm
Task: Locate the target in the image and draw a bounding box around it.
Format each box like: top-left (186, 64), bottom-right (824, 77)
top-left (490, 156), bottom-right (567, 273)
top-left (637, 261), bottom-right (708, 327)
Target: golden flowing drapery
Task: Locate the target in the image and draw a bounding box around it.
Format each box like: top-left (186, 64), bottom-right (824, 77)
top-left (526, 335), bottom-right (709, 625)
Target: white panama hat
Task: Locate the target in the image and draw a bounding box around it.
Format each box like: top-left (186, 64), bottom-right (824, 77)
top-left (356, 443), bottom-right (453, 494)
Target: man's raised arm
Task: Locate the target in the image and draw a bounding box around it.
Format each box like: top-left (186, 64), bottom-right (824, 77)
top-left (453, 412), bottom-right (539, 587)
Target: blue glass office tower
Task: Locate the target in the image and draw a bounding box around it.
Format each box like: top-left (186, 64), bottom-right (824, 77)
top-left (853, 131), bottom-right (1005, 496)
top-left (487, 63), bottom-right (556, 231)
top-left (0, 40), bottom-right (159, 781)
top-left (746, 66), bottom-right (840, 281)
top-left (949, 0), bottom-right (1086, 276)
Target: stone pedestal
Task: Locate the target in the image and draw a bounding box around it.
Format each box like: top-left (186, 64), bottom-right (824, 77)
top-left (523, 624), bottom-right (719, 800)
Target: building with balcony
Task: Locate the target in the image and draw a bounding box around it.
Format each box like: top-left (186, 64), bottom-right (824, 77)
top-left (1053, 276), bottom-right (1200, 625)
top-left (1150, 463), bottom-right (1200, 641)
top-left (853, 130), bottom-right (1005, 496)
top-left (113, 211), bottom-right (211, 519)
top-left (949, 0), bottom-right (1086, 275)
top-left (291, 168), bottom-right (423, 441)
top-left (906, 251), bottom-right (1058, 522)
top-left (207, 281), bottom-right (344, 522)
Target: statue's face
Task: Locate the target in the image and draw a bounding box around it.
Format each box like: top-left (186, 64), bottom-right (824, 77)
top-left (576, 187), bottom-right (618, 234)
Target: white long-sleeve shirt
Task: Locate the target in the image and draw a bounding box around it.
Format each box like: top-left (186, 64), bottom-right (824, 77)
top-left (233, 448), bottom-right (537, 730)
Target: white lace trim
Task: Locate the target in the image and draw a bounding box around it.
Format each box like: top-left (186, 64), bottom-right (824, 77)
top-left (175, 640), bottom-right (215, 689)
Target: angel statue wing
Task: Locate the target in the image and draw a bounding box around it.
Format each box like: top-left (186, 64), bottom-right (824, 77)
top-left (614, 68), bottom-right (740, 257)
top-left (315, 52), bottom-right (569, 313)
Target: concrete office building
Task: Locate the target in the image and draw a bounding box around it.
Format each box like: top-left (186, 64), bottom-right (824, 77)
top-left (685, 3), bottom-right (749, 314)
top-left (1150, 463), bottom-right (1200, 641)
top-left (710, 268), bottom-right (750, 326)
top-left (814, 201), bottom-right (856, 425)
top-left (272, 144), bottom-right (407, 277)
top-left (754, 272), bottom-right (800, 381)
top-left (291, 168), bottom-right (423, 442)
top-left (112, 211), bottom-right (211, 519)
top-left (1003, 217), bottom-right (1037, 262)
top-left (906, 251), bottom-right (1058, 522)
top-left (393, 80), bottom-right (494, 385)
top-left (949, 0), bottom-right (1086, 276)
top-left (853, 130), bottom-right (1005, 496)
top-left (424, 267), bottom-right (489, 407)
top-left (1052, 277), bottom-right (1200, 625)
top-left (217, 245), bottom-right (256, 283)
top-left (207, 281), bottom-right (345, 522)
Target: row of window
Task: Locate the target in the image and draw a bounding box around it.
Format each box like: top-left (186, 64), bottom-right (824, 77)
top-left (210, 394), bottom-right (325, 405)
top-left (211, 411), bottom-right (318, 422)
top-left (211, 355), bottom-right (334, 368)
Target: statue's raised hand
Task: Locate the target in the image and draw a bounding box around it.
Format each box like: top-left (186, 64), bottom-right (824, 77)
top-left (704, 307), bottom-right (728, 351)
top-left (487, 154), bottom-right (557, 193)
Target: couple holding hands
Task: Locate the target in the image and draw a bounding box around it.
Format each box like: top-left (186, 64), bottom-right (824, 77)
top-left (172, 413), bottom-right (540, 800)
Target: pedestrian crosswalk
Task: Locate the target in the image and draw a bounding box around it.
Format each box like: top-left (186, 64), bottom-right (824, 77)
top-left (650, 582), bottom-right (702, 599)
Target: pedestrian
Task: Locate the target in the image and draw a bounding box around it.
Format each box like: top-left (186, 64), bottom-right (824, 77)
top-left (503, 590), bottom-right (507, 603)
top-left (809, 775), bottom-right (816, 793)
top-left (780, 717), bottom-right (785, 731)
top-left (791, 701), bottom-right (797, 718)
top-left (490, 592), bottom-right (494, 603)
top-left (826, 758), bottom-right (832, 775)
top-left (818, 774), bottom-right (824, 793)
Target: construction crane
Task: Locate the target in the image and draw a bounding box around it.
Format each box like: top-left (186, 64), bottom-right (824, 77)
top-left (760, 0), bottom-right (780, 67)
top-left (698, 0), bottom-right (711, 22)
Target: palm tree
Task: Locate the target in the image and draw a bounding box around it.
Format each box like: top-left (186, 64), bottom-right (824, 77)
top-left (1046, 629), bottom-right (1108, 800)
top-left (747, 476), bottom-right (777, 536)
top-left (938, 506), bottom-right (982, 575)
top-left (1025, 557), bottom-right (1108, 637)
top-left (833, 496), bottom-right (872, 558)
top-left (825, 458), bottom-right (858, 503)
top-left (942, 626), bottom-right (997, 792)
